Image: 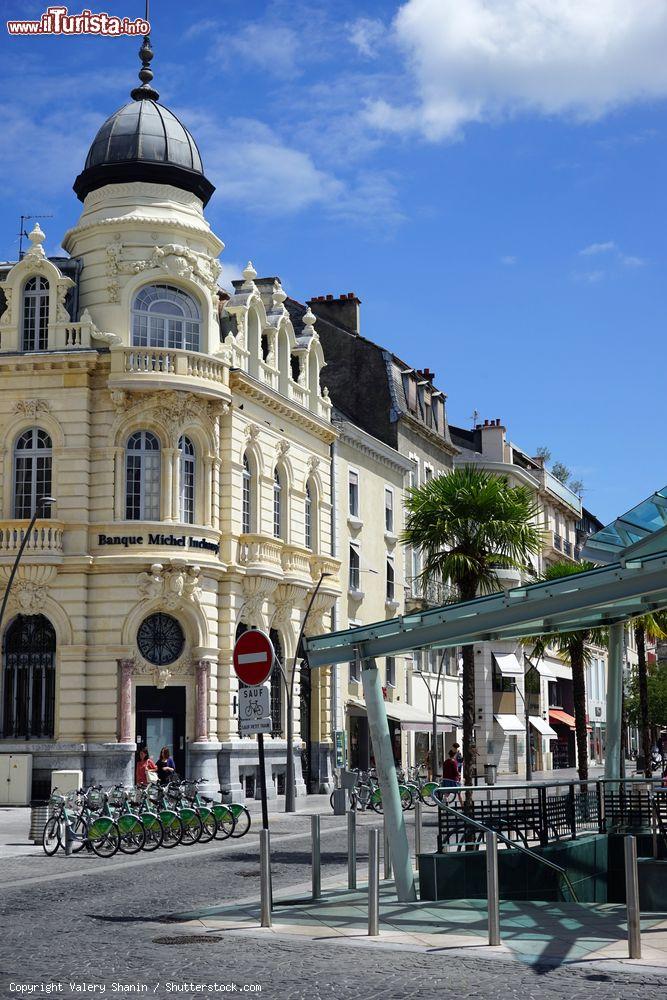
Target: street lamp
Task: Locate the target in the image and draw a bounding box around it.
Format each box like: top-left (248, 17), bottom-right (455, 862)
top-left (279, 571), bottom-right (332, 813)
top-left (0, 496), bottom-right (57, 635)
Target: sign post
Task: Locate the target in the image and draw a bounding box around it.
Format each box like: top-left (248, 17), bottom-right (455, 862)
top-left (233, 629), bottom-right (275, 832)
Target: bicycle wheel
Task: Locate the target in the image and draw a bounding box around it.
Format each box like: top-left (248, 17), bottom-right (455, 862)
top-left (179, 808), bottom-right (203, 846)
top-left (197, 807), bottom-right (218, 844)
top-left (419, 782), bottom-right (440, 807)
top-left (399, 784), bottom-right (413, 811)
top-left (88, 817), bottom-right (120, 858)
top-left (229, 804), bottom-right (251, 838)
top-left (369, 788), bottom-right (383, 814)
top-left (160, 811), bottom-right (184, 849)
top-left (212, 804), bottom-right (236, 840)
top-left (117, 815), bottom-right (146, 855)
top-left (42, 816), bottom-right (61, 856)
top-left (141, 813), bottom-right (164, 852)
top-left (69, 814), bottom-right (89, 854)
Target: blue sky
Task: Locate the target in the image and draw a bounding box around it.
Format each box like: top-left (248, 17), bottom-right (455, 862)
top-left (2, 0), bottom-right (666, 523)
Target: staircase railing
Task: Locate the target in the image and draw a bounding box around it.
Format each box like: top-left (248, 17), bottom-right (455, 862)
top-left (434, 790), bottom-right (579, 902)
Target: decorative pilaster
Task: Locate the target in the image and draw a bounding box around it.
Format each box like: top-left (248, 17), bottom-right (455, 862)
top-left (204, 456), bottom-right (213, 527)
top-left (163, 448), bottom-right (176, 521)
top-left (195, 659), bottom-right (210, 742)
top-left (114, 447), bottom-right (124, 520)
top-left (212, 457), bottom-right (222, 530)
top-left (117, 658), bottom-right (135, 743)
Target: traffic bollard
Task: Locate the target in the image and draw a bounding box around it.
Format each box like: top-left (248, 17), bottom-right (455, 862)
top-left (311, 814), bottom-right (321, 901)
top-left (414, 799), bottom-right (422, 864)
top-left (485, 831), bottom-right (500, 946)
top-left (368, 828), bottom-right (380, 936)
top-left (625, 835), bottom-right (642, 958)
top-left (383, 813), bottom-right (392, 880)
top-left (260, 828), bottom-right (272, 928)
top-left (347, 809), bottom-right (357, 890)
top-left (65, 821), bottom-right (73, 857)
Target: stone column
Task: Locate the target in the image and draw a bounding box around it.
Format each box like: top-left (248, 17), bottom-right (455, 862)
top-left (212, 457), bottom-right (222, 530)
top-left (114, 447), bottom-right (124, 520)
top-left (117, 658), bottom-right (134, 743)
top-left (195, 659), bottom-right (210, 742)
top-left (204, 457), bottom-right (213, 527)
top-left (163, 448), bottom-right (175, 521)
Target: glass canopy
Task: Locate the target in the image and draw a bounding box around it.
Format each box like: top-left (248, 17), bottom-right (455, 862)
top-left (580, 486), bottom-right (667, 563)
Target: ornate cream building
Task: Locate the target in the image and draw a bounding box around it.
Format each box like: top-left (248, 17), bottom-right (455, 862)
top-left (0, 37), bottom-right (340, 801)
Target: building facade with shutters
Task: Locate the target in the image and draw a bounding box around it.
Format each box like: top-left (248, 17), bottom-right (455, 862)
top-left (0, 40), bottom-right (340, 801)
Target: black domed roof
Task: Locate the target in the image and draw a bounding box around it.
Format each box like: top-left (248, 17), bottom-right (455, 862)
top-left (73, 37), bottom-right (214, 206)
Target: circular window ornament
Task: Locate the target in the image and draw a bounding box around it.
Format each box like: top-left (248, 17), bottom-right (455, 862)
top-left (137, 613), bottom-right (185, 666)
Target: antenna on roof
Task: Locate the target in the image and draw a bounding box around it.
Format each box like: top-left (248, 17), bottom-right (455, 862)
top-left (470, 408), bottom-right (479, 429)
top-left (17, 213), bottom-right (53, 259)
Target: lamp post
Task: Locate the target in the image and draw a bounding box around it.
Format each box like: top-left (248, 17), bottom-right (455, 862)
top-left (281, 572), bottom-right (332, 813)
top-left (0, 497), bottom-right (57, 636)
top-left (516, 655), bottom-right (541, 782)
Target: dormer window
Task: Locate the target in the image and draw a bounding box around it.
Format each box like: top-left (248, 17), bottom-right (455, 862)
top-left (22, 276), bottom-right (49, 351)
top-left (132, 284), bottom-right (201, 352)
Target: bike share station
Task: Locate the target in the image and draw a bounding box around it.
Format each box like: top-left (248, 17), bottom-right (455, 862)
top-left (214, 488), bottom-right (667, 964)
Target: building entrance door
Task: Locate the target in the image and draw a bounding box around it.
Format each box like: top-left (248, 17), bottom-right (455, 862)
top-left (136, 686), bottom-right (186, 778)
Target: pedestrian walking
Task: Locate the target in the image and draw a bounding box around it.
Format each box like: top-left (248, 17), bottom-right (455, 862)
top-left (157, 746), bottom-right (176, 784)
top-left (442, 749), bottom-right (463, 806)
top-left (135, 747), bottom-right (157, 787)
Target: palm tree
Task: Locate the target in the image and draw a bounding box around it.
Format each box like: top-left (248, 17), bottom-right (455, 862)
top-left (402, 466), bottom-right (542, 790)
top-left (631, 613), bottom-right (667, 778)
top-left (527, 561), bottom-right (606, 783)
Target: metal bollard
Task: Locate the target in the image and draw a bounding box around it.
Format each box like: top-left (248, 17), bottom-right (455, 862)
top-left (260, 828), bottom-right (272, 928)
top-left (65, 821), bottom-right (73, 857)
top-left (485, 831), bottom-right (500, 946)
top-left (383, 813), bottom-right (392, 880)
top-left (414, 799), bottom-right (422, 864)
top-left (368, 828), bottom-right (380, 936)
top-left (624, 835), bottom-right (642, 958)
top-left (311, 814), bottom-right (321, 901)
top-left (347, 810), bottom-right (357, 890)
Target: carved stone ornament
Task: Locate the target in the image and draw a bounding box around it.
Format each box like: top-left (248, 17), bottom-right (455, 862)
top-left (0, 287), bottom-right (12, 328)
top-left (272, 583), bottom-right (306, 628)
top-left (137, 560), bottom-right (202, 609)
top-left (9, 581), bottom-right (48, 615)
top-left (56, 286), bottom-right (71, 323)
top-left (110, 389), bottom-right (127, 411)
top-left (276, 440), bottom-right (290, 457)
top-left (156, 668), bottom-right (172, 690)
top-left (13, 399), bottom-right (50, 419)
top-left (307, 455), bottom-right (320, 473)
top-left (109, 242), bottom-right (222, 292)
top-left (81, 307), bottom-right (122, 346)
top-left (245, 423), bottom-right (261, 441)
top-left (241, 575), bottom-right (278, 629)
top-left (107, 281), bottom-right (120, 304)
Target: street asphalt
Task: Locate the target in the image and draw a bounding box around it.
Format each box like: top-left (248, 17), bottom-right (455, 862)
top-left (0, 793), bottom-right (664, 999)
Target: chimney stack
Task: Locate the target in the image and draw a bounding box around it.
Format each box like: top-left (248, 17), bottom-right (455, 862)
top-left (480, 418), bottom-right (507, 462)
top-left (307, 292), bottom-right (361, 335)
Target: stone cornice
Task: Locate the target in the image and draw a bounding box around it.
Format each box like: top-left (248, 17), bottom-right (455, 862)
top-left (0, 350), bottom-right (100, 374)
top-left (333, 417), bottom-right (415, 476)
top-left (62, 214), bottom-right (220, 249)
top-left (230, 369), bottom-right (337, 443)
top-left (399, 411), bottom-right (460, 457)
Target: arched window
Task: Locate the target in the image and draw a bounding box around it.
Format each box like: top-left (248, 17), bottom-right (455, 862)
top-left (273, 470), bottom-right (282, 539)
top-left (269, 629), bottom-right (283, 736)
top-left (242, 454), bottom-right (252, 534)
top-left (131, 284), bottom-right (201, 352)
top-left (305, 482), bottom-right (313, 550)
top-left (22, 277), bottom-right (49, 352)
top-left (13, 428), bottom-right (52, 519)
top-left (178, 436), bottom-right (195, 524)
top-left (2, 614), bottom-right (56, 739)
top-left (125, 431), bottom-right (160, 520)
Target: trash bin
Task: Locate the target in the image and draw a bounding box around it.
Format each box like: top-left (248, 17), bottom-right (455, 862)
top-left (484, 763), bottom-right (497, 786)
top-left (29, 800), bottom-right (50, 844)
top-left (332, 788), bottom-right (347, 815)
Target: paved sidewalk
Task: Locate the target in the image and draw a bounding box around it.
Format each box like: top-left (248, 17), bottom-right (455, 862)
top-left (170, 878), bottom-right (667, 975)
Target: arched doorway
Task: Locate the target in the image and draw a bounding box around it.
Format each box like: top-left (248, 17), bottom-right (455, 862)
top-left (2, 615), bottom-right (56, 739)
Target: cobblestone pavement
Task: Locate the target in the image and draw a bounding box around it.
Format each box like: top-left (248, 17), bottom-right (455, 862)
top-left (0, 809), bottom-right (663, 999)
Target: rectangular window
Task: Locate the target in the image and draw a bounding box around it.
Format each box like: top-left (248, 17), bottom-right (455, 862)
top-left (242, 472), bottom-right (251, 534)
top-left (348, 470), bottom-right (359, 517)
top-left (349, 544), bottom-right (360, 591)
top-left (386, 656), bottom-right (396, 688)
top-left (386, 557), bottom-right (395, 602)
top-left (385, 489), bottom-right (394, 532)
top-left (492, 660), bottom-right (515, 693)
top-left (424, 465), bottom-right (433, 482)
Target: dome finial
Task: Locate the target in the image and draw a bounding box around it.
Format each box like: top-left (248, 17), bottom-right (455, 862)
top-left (131, 2), bottom-right (159, 101)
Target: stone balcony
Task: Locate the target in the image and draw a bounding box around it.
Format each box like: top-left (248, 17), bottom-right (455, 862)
top-left (237, 534), bottom-right (340, 590)
top-left (108, 345), bottom-right (231, 401)
top-left (544, 529), bottom-right (577, 562)
top-left (0, 519), bottom-right (65, 564)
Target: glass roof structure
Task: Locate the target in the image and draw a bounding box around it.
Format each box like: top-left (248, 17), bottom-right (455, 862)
top-left (580, 486), bottom-right (667, 564)
top-left (304, 490), bottom-right (667, 668)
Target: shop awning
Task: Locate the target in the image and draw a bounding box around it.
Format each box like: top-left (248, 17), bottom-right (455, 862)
top-left (545, 663), bottom-right (572, 680)
top-left (346, 697), bottom-right (455, 732)
top-left (493, 652), bottom-right (523, 677)
top-left (535, 661), bottom-right (557, 679)
top-left (549, 709), bottom-right (575, 730)
top-left (529, 716), bottom-right (558, 738)
top-left (494, 714), bottom-right (525, 733)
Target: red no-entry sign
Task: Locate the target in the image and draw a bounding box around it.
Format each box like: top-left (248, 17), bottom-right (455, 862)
top-left (233, 629), bottom-right (275, 686)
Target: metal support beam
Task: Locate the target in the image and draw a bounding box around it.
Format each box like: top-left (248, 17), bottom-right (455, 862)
top-left (606, 622), bottom-right (624, 783)
top-left (361, 658), bottom-right (416, 902)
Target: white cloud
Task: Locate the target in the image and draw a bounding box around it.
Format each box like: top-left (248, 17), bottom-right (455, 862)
top-left (348, 18), bottom-right (386, 58)
top-left (574, 269), bottom-right (605, 284)
top-left (500, 255), bottom-right (517, 265)
top-left (579, 241), bottom-right (616, 256)
top-left (621, 254), bottom-right (646, 268)
top-left (223, 24), bottom-right (300, 79)
top-left (217, 261), bottom-right (245, 291)
top-left (367, 0), bottom-right (667, 140)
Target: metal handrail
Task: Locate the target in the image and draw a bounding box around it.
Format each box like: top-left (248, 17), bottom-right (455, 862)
top-left (449, 777), bottom-right (663, 794)
top-left (434, 790), bottom-right (579, 902)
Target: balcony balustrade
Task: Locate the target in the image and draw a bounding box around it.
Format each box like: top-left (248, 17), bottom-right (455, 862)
top-left (109, 345), bottom-right (230, 399)
top-left (237, 533), bottom-right (284, 573)
top-left (405, 575), bottom-right (459, 610)
top-left (0, 520), bottom-right (64, 561)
